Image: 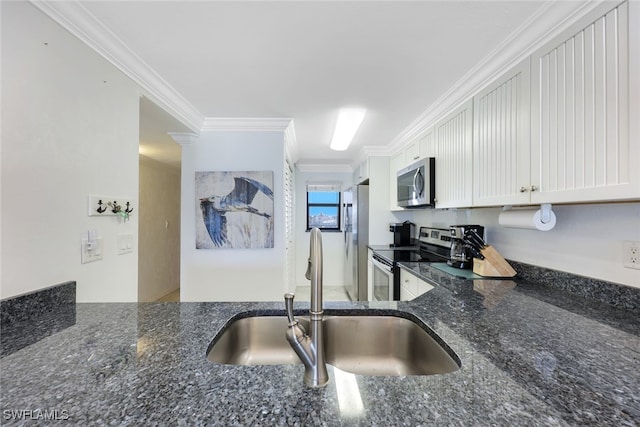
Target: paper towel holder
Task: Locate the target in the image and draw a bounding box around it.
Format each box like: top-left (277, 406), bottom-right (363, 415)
top-left (502, 203), bottom-right (554, 224)
top-left (539, 203), bottom-right (553, 224)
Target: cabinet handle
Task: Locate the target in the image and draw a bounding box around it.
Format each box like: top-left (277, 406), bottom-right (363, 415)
top-left (520, 185), bottom-right (538, 193)
top-left (413, 156), bottom-right (419, 160)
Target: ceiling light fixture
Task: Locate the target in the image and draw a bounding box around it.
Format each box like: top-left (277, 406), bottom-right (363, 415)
top-left (329, 108), bottom-right (366, 151)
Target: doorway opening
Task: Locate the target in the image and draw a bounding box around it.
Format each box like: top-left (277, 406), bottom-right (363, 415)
top-left (138, 97), bottom-right (188, 302)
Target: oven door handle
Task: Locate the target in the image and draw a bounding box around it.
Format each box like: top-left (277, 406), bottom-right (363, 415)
top-left (372, 257), bottom-right (393, 273)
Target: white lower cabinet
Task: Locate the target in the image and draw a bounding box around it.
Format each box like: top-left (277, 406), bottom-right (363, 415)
top-left (399, 268), bottom-right (434, 301)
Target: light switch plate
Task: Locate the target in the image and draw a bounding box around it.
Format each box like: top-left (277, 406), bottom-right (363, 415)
top-left (117, 233), bottom-right (134, 255)
top-left (81, 237), bottom-right (103, 264)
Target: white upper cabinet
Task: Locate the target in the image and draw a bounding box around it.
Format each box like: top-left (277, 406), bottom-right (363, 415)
top-left (435, 99), bottom-right (474, 208)
top-left (354, 157), bottom-right (370, 184)
top-left (530, 1), bottom-right (639, 203)
top-left (405, 142), bottom-right (420, 164)
top-left (419, 128), bottom-right (438, 159)
top-left (473, 58), bottom-right (531, 206)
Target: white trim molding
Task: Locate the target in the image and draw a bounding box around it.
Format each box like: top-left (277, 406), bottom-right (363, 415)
top-left (30, 0), bottom-right (204, 133)
top-left (295, 163), bottom-right (354, 174)
top-left (200, 117), bottom-right (293, 132)
top-left (284, 121), bottom-right (299, 164)
top-left (168, 132), bottom-right (199, 146)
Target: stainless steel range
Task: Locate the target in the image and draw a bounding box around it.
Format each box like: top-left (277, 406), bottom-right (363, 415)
top-left (371, 226), bottom-right (451, 301)
top-left (417, 226), bottom-right (452, 261)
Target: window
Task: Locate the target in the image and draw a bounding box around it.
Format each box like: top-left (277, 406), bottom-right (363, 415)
top-left (306, 184), bottom-right (341, 231)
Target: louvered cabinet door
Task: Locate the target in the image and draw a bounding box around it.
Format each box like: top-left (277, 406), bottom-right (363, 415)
top-left (419, 127), bottom-right (437, 159)
top-left (531, 1), bottom-right (639, 203)
top-left (435, 99), bottom-right (473, 208)
top-left (473, 58), bottom-right (531, 206)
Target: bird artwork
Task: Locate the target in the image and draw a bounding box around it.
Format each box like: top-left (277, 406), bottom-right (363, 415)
top-left (196, 172), bottom-right (274, 249)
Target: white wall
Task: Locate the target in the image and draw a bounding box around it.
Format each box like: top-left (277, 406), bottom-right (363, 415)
top-left (367, 156), bottom-right (398, 246)
top-left (138, 156), bottom-right (181, 302)
top-left (294, 169), bottom-right (353, 288)
top-left (180, 131), bottom-right (286, 301)
top-left (1, 2), bottom-right (140, 302)
top-left (402, 202), bottom-right (640, 288)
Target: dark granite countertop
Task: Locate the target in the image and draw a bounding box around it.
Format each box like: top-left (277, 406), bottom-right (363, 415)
top-left (1, 266), bottom-right (639, 426)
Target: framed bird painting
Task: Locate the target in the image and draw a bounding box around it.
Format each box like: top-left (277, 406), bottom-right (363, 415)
top-left (195, 171), bottom-right (274, 249)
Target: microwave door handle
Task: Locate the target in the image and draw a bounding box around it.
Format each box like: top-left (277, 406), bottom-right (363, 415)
top-left (413, 168), bottom-right (424, 197)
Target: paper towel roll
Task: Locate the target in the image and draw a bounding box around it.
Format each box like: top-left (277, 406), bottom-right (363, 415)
top-left (498, 208), bottom-right (556, 231)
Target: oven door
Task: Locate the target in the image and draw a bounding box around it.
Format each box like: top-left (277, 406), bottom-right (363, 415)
top-left (371, 256), bottom-right (394, 301)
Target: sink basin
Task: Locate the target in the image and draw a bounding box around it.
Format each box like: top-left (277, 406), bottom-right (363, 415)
top-left (207, 313), bottom-right (460, 376)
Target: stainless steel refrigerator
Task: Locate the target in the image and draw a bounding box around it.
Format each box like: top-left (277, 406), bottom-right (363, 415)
top-left (343, 184), bottom-right (369, 301)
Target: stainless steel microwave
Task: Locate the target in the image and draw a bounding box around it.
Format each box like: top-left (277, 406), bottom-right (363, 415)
top-left (396, 157), bottom-right (435, 208)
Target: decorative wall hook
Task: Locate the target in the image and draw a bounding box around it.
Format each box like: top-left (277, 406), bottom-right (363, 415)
top-left (108, 201), bottom-right (122, 214)
top-left (88, 195), bottom-right (134, 218)
top-left (96, 200), bottom-right (107, 214)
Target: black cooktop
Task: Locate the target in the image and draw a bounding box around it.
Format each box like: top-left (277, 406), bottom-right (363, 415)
top-left (374, 244), bottom-right (450, 265)
top-left (374, 249), bottom-right (423, 263)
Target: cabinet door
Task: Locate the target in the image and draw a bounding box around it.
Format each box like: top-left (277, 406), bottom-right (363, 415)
top-left (531, 1), bottom-right (638, 203)
top-left (435, 99), bottom-right (474, 208)
top-left (418, 128), bottom-right (437, 159)
top-left (405, 142), bottom-right (420, 164)
top-left (355, 157), bottom-right (369, 184)
top-left (389, 151), bottom-right (406, 210)
top-left (416, 278), bottom-right (435, 296)
top-left (473, 58), bottom-right (531, 206)
top-left (399, 269), bottom-right (417, 301)
top-left (400, 286), bottom-right (416, 301)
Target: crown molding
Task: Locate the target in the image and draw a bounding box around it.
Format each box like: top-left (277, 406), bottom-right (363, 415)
top-left (387, 0), bottom-right (607, 154)
top-left (295, 163), bottom-right (354, 174)
top-left (30, 0), bottom-right (204, 132)
top-left (284, 121), bottom-right (299, 164)
top-left (350, 145), bottom-right (392, 169)
top-left (168, 132), bottom-right (199, 146)
top-left (200, 117), bottom-right (293, 132)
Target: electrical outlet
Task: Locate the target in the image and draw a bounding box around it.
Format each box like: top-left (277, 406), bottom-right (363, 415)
top-left (81, 237), bottom-right (103, 264)
top-left (623, 241), bottom-right (640, 269)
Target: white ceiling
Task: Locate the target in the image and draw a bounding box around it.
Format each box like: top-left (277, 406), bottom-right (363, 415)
top-left (81, 1), bottom-right (548, 167)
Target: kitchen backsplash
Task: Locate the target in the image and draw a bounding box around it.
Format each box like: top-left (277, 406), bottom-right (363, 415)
top-left (0, 281), bottom-right (76, 357)
top-left (509, 261), bottom-right (639, 314)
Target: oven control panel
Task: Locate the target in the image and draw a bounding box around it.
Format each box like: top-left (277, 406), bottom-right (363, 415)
top-left (418, 227), bottom-right (452, 249)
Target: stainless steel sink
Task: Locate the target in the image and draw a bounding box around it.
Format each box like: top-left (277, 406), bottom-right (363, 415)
top-left (207, 313), bottom-right (460, 376)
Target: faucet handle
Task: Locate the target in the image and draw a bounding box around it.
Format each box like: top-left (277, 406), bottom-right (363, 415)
top-left (284, 293), bottom-right (296, 325)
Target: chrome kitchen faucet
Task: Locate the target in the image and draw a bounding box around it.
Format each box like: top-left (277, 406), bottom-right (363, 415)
top-left (284, 227), bottom-right (329, 387)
